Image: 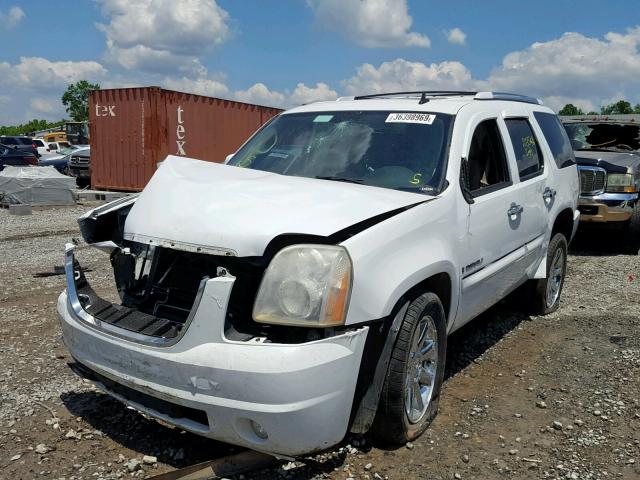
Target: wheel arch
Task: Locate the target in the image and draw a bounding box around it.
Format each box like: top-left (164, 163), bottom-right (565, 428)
top-left (552, 207), bottom-right (575, 243)
top-left (397, 272), bottom-right (453, 328)
top-left (349, 270), bottom-right (454, 435)
top-left (376, 260), bottom-right (460, 326)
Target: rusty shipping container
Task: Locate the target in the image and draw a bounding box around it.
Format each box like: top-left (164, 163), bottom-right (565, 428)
top-left (89, 87), bottom-right (283, 191)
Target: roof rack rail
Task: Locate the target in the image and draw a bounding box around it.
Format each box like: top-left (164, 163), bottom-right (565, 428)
top-left (474, 91), bottom-right (542, 105)
top-left (354, 91), bottom-right (477, 101)
top-left (351, 90), bottom-right (542, 106)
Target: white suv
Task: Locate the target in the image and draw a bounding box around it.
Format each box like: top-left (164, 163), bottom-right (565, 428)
top-left (58, 91), bottom-right (579, 457)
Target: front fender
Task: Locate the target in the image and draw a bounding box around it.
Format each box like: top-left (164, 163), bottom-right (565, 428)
top-left (341, 200), bottom-right (461, 329)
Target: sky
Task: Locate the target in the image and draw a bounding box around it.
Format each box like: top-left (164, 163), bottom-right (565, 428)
top-left (0, 0), bottom-right (639, 125)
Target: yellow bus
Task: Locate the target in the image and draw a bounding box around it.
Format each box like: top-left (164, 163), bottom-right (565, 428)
top-left (43, 131), bottom-right (67, 143)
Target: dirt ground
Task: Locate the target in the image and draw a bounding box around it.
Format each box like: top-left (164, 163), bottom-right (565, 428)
top-left (0, 204), bottom-right (638, 480)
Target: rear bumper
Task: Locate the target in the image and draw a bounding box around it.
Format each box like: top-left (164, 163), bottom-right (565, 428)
top-left (57, 245), bottom-right (368, 457)
top-left (578, 193), bottom-right (638, 223)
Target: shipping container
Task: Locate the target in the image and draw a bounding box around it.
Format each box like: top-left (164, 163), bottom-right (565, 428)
top-left (89, 87), bottom-right (283, 191)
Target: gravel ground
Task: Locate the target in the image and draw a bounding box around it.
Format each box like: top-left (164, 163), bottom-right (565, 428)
top-left (0, 205), bottom-right (638, 480)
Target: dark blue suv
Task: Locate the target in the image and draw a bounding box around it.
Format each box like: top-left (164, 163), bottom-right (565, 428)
top-left (0, 136), bottom-right (39, 157)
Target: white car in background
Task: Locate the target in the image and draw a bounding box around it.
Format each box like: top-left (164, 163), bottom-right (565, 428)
top-left (32, 138), bottom-right (49, 156)
top-left (58, 91), bottom-right (579, 456)
top-left (33, 139), bottom-right (71, 156)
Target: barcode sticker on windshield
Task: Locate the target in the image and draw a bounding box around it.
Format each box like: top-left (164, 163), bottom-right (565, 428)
top-left (385, 113), bottom-right (436, 124)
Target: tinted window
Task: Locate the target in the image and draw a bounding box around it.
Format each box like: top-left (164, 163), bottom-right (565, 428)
top-left (2, 138), bottom-right (16, 145)
top-left (49, 143), bottom-right (58, 150)
top-left (466, 119), bottom-right (510, 195)
top-left (17, 137), bottom-right (32, 145)
top-left (505, 119), bottom-right (544, 180)
top-left (229, 111), bottom-right (454, 194)
top-left (534, 112), bottom-right (575, 168)
top-left (33, 139), bottom-right (45, 147)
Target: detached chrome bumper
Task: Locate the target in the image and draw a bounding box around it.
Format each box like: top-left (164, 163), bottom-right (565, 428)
top-left (578, 192), bottom-right (638, 223)
top-left (58, 244), bottom-right (368, 457)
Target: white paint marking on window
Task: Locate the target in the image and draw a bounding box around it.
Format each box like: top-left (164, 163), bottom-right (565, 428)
top-left (385, 113), bottom-right (435, 125)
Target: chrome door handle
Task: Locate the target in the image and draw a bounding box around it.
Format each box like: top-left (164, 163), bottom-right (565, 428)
top-left (507, 203), bottom-right (524, 218)
top-left (543, 187), bottom-right (557, 201)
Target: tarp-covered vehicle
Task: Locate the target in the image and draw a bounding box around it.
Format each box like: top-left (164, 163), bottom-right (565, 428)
top-left (0, 166), bottom-right (76, 205)
top-left (59, 92), bottom-right (579, 457)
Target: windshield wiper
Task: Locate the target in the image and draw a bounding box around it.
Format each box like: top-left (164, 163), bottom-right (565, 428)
top-left (315, 176), bottom-right (364, 184)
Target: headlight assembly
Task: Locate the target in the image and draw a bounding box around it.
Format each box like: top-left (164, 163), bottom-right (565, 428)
top-left (606, 173), bottom-right (637, 193)
top-left (253, 245), bottom-right (352, 327)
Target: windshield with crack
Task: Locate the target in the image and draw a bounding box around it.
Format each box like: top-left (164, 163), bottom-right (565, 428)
top-left (563, 123), bottom-right (640, 151)
top-left (227, 110), bottom-right (454, 194)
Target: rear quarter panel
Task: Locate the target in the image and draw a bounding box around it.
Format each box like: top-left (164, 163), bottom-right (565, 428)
top-left (528, 106), bottom-right (580, 240)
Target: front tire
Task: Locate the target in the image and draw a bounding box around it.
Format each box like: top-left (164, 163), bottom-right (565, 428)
top-left (528, 233), bottom-right (568, 315)
top-left (623, 202), bottom-right (640, 254)
top-left (372, 292), bottom-right (447, 444)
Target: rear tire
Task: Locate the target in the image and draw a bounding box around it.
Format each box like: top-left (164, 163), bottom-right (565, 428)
top-left (371, 292), bottom-right (447, 445)
top-left (525, 233), bottom-right (568, 315)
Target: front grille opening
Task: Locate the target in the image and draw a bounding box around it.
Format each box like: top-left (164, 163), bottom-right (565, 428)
top-left (113, 242), bottom-right (265, 326)
top-left (113, 243), bottom-right (211, 324)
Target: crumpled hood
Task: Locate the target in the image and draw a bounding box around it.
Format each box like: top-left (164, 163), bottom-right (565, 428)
top-left (124, 156), bottom-right (427, 257)
top-left (575, 150), bottom-right (640, 172)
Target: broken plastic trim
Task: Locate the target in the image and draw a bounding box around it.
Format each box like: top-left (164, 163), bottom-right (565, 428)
top-left (69, 360), bottom-right (210, 430)
top-left (77, 195), bottom-right (138, 245)
top-left (64, 243), bottom-right (208, 347)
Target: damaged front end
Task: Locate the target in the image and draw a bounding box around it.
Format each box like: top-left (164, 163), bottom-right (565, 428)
top-left (74, 196), bottom-right (343, 345)
top-left (60, 196), bottom-right (370, 456)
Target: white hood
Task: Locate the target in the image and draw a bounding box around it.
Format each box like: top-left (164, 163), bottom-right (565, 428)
top-left (124, 156), bottom-right (426, 257)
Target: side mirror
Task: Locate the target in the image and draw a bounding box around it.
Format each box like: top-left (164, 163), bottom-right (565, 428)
top-left (225, 153), bottom-right (234, 163)
top-left (459, 157), bottom-right (475, 204)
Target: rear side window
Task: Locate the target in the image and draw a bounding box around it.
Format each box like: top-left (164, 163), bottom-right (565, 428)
top-left (2, 137), bottom-right (16, 145)
top-left (466, 119), bottom-right (511, 196)
top-left (534, 112), bottom-right (575, 168)
top-left (505, 119), bottom-right (544, 180)
top-left (17, 137), bottom-right (32, 145)
top-left (33, 139), bottom-right (45, 147)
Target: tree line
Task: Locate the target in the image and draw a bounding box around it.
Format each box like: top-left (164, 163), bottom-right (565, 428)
top-left (559, 100), bottom-right (640, 116)
top-left (1, 80), bottom-right (99, 136)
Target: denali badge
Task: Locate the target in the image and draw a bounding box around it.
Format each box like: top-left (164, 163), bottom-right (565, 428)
top-left (462, 258), bottom-right (484, 275)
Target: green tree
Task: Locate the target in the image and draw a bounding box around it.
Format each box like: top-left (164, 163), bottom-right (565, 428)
top-left (558, 103), bottom-right (584, 115)
top-left (61, 80), bottom-right (100, 121)
top-left (600, 100), bottom-right (634, 115)
top-left (634, 103), bottom-right (640, 114)
top-left (0, 118), bottom-right (65, 136)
